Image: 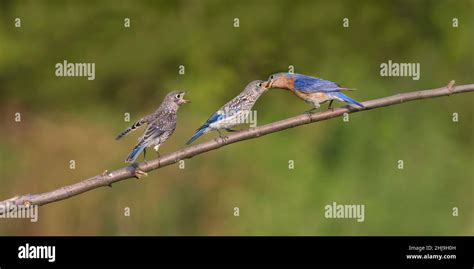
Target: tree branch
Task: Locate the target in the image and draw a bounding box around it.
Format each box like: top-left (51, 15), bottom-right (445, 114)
top-left (1, 82), bottom-right (473, 215)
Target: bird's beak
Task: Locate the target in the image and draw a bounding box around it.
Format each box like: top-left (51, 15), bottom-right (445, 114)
top-left (181, 99), bottom-right (191, 104)
top-left (265, 80), bottom-right (273, 89)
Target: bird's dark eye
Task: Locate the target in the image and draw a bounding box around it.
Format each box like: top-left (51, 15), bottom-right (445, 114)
top-left (270, 75), bottom-right (274, 80)
top-left (176, 94), bottom-right (181, 99)
top-left (257, 83), bottom-right (262, 87)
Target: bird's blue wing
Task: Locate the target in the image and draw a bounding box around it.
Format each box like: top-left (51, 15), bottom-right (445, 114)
top-left (126, 142), bottom-right (146, 163)
top-left (186, 112), bottom-right (223, 145)
top-left (294, 75), bottom-right (342, 93)
top-left (205, 111), bottom-right (224, 126)
top-left (330, 92), bottom-right (365, 108)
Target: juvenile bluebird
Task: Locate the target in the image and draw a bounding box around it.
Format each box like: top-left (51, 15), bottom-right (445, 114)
top-left (116, 91), bottom-right (190, 163)
top-left (265, 72), bottom-right (364, 111)
top-left (186, 80), bottom-right (267, 145)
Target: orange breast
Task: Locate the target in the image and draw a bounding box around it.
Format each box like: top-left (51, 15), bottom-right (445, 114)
top-left (311, 92), bottom-right (331, 103)
top-left (279, 76), bottom-right (296, 90)
top-left (294, 91), bottom-right (330, 103)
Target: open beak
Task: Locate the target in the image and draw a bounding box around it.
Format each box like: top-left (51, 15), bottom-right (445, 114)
top-left (181, 99), bottom-right (191, 104)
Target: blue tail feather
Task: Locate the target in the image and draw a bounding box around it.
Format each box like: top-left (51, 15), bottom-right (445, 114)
top-left (332, 92), bottom-right (364, 108)
top-left (126, 143), bottom-right (146, 163)
top-left (186, 125), bottom-right (208, 145)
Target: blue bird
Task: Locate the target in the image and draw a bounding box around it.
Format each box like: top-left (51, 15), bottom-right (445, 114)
top-left (265, 72), bottom-right (364, 111)
top-left (186, 80), bottom-right (268, 145)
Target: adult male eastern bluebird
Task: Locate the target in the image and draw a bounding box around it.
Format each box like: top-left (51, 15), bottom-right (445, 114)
top-left (265, 72), bottom-right (364, 111)
top-left (116, 91), bottom-right (190, 163)
top-left (186, 80), bottom-right (268, 145)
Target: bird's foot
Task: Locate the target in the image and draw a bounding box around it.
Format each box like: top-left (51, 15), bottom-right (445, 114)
top-left (215, 130), bottom-right (228, 143)
top-left (218, 134), bottom-right (229, 144)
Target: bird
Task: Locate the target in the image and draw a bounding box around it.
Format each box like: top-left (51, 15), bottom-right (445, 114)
top-left (265, 72), bottom-right (364, 111)
top-left (116, 91), bottom-right (190, 163)
top-left (186, 80), bottom-right (268, 145)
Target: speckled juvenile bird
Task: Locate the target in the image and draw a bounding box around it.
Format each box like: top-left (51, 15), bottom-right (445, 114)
top-left (186, 80), bottom-right (268, 145)
top-left (266, 72), bottom-right (364, 111)
top-left (116, 91), bottom-right (190, 163)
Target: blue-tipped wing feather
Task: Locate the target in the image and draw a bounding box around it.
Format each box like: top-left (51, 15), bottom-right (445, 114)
top-left (126, 143), bottom-right (146, 163)
top-left (186, 112), bottom-right (222, 145)
top-left (186, 125), bottom-right (208, 145)
top-left (332, 92), bottom-right (364, 108)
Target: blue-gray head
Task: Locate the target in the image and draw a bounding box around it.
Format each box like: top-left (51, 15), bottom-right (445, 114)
top-left (265, 72), bottom-right (296, 90)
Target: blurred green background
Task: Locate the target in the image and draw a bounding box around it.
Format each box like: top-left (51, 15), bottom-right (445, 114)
top-left (0, 0), bottom-right (473, 235)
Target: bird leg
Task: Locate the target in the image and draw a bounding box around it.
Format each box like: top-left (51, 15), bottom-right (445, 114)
top-left (142, 148), bottom-right (148, 164)
top-left (304, 107), bottom-right (317, 115)
top-left (216, 129), bottom-right (229, 143)
top-left (327, 100), bottom-right (334, 111)
top-left (217, 129), bottom-right (224, 137)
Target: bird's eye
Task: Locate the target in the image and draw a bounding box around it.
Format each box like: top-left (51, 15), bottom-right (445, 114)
top-left (270, 75), bottom-right (274, 80)
top-left (176, 94), bottom-right (181, 99)
top-left (257, 82), bottom-right (262, 87)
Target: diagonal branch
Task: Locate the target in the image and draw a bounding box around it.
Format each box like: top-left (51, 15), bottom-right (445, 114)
top-left (1, 82), bottom-right (473, 215)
